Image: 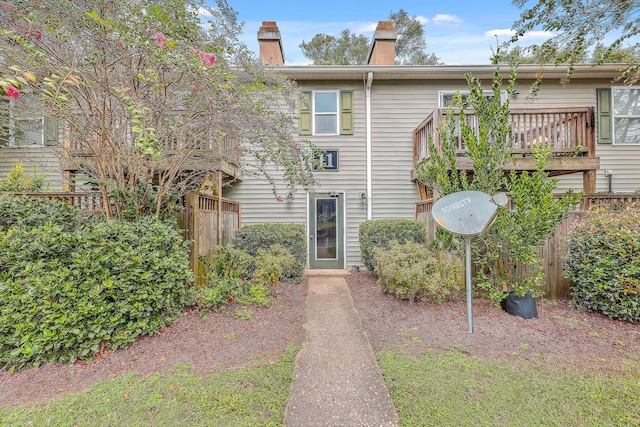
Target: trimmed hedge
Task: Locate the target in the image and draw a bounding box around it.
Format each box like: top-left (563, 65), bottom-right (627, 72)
top-left (359, 218), bottom-right (427, 273)
top-left (0, 194), bottom-right (86, 231)
top-left (374, 241), bottom-right (460, 302)
top-left (231, 223), bottom-right (306, 283)
top-left (564, 208), bottom-right (640, 323)
top-left (0, 210), bottom-right (192, 369)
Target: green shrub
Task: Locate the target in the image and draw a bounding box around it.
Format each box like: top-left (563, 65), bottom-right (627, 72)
top-left (252, 244), bottom-right (295, 290)
top-left (203, 245), bottom-right (253, 280)
top-left (359, 218), bottom-right (427, 273)
top-left (0, 194), bottom-right (85, 231)
top-left (0, 216), bottom-right (192, 369)
top-left (374, 241), bottom-right (460, 302)
top-left (188, 276), bottom-right (245, 310)
top-left (188, 246), bottom-right (276, 310)
top-left (564, 208), bottom-right (640, 323)
top-left (0, 161), bottom-right (46, 192)
top-left (231, 223), bottom-right (306, 283)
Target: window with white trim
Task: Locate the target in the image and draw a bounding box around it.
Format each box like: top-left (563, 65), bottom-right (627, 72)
top-left (298, 90), bottom-right (353, 136)
top-left (313, 91), bottom-right (339, 134)
top-left (612, 86), bottom-right (640, 145)
top-left (438, 90), bottom-right (508, 108)
top-left (0, 99), bottom-right (47, 147)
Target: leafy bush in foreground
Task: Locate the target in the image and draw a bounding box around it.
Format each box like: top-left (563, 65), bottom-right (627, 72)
top-left (231, 223), bottom-right (306, 283)
top-left (0, 216), bottom-right (192, 369)
top-left (564, 208), bottom-right (640, 323)
top-left (374, 241), bottom-right (460, 302)
top-left (0, 194), bottom-right (86, 231)
top-left (359, 218), bottom-right (427, 273)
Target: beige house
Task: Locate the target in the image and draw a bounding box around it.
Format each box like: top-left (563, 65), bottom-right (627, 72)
top-left (2, 20), bottom-right (639, 271)
top-left (226, 21), bottom-right (639, 270)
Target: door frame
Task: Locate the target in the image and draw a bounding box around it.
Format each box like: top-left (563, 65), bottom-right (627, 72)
top-left (307, 191), bottom-right (346, 269)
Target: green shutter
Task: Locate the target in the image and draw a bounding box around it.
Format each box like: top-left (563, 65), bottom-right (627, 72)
top-left (340, 91), bottom-right (353, 135)
top-left (299, 91), bottom-right (312, 136)
top-left (44, 116), bottom-right (59, 146)
top-left (596, 88), bottom-right (612, 144)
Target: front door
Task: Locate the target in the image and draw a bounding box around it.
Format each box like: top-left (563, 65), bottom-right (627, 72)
top-left (309, 192), bottom-right (345, 269)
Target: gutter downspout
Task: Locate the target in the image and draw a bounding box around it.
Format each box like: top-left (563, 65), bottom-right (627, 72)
top-left (365, 71), bottom-right (373, 220)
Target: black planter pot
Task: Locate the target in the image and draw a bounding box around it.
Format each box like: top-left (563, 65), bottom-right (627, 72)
top-left (500, 291), bottom-right (539, 319)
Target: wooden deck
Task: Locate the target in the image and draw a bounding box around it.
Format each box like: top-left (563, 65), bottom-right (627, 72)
top-left (412, 106), bottom-right (598, 199)
top-left (60, 133), bottom-right (241, 189)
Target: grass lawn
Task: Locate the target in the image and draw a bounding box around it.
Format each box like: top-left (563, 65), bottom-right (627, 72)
top-left (379, 350), bottom-right (640, 427)
top-left (0, 346), bottom-right (298, 427)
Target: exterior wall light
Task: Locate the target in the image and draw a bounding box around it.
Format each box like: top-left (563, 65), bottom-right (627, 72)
top-left (360, 192), bottom-right (367, 202)
top-left (286, 191), bottom-right (294, 202)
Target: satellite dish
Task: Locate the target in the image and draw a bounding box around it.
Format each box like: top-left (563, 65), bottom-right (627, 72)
top-left (432, 190), bottom-right (506, 236)
top-left (431, 190), bottom-right (508, 333)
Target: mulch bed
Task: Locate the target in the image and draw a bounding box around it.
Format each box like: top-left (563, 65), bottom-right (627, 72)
top-left (1, 272), bottom-right (639, 409)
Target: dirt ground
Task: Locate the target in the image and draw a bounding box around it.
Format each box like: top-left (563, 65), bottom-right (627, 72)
top-left (1, 272), bottom-right (639, 409)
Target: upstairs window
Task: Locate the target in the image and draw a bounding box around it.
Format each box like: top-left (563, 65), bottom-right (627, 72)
top-left (299, 90), bottom-right (353, 136)
top-left (0, 99), bottom-right (56, 147)
top-left (439, 90), bottom-right (507, 108)
top-left (597, 87), bottom-right (640, 145)
top-left (612, 87), bottom-right (640, 145)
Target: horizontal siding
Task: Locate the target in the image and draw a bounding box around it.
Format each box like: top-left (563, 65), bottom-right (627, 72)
top-left (0, 147), bottom-right (64, 190)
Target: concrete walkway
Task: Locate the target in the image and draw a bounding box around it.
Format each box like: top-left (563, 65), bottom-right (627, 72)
top-left (284, 270), bottom-right (399, 427)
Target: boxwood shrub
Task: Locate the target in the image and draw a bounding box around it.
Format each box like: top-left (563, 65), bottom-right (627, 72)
top-left (374, 241), bottom-right (460, 302)
top-left (0, 213), bottom-right (192, 370)
top-left (359, 218), bottom-right (427, 273)
top-left (231, 223), bottom-right (306, 283)
top-left (563, 208), bottom-right (640, 323)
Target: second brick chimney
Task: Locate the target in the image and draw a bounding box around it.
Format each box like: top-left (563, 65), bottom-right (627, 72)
top-left (367, 21), bottom-right (397, 65)
top-left (257, 21), bottom-right (284, 65)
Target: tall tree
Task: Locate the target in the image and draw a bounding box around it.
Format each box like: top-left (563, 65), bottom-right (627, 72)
top-left (510, 0), bottom-right (640, 83)
top-left (0, 0), bottom-right (317, 218)
top-left (299, 9), bottom-right (440, 65)
top-left (299, 30), bottom-right (369, 65)
top-left (389, 9), bottom-right (440, 65)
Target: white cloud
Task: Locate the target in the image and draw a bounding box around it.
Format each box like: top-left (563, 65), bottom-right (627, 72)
top-left (432, 14), bottom-right (462, 25)
top-left (484, 28), bottom-right (555, 40)
top-left (196, 7), bottom-right (214, 17)
top-left (416, 15), bottom-right (429, 25)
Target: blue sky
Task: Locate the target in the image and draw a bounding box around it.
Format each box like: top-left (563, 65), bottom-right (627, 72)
top-left (203, 0), bottom-right (555, 65)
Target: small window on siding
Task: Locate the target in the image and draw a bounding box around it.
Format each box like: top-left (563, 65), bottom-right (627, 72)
top-left (612, 86), bottom-right (640, 145)
top-left (314, 91), bottom-right (338, 134)
top-left (0, 99), bottom-right (50, 147)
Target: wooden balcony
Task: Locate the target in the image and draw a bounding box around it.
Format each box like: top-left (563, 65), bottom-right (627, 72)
top-left (61, 133), bottom-right (241, 184)
top-left (412, 106), bottom-right (598, 199)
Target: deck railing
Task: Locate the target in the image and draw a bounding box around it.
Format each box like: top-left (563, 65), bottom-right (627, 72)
top-left (413, 106), bottom-right (595, 164)
top-left (1, 192), bottom-right (108, 215)
top-left (63, 132), bottom-right (239, 165)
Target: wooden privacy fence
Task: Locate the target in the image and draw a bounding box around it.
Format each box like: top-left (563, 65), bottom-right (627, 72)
top-left (416, 193), bottom-right (639, 299)
top-left (178, 191), bottom-right (241, 285)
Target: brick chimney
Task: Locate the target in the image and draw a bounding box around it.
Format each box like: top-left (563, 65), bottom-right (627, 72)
top-left (367, 21), bottom-right (397, 65)
top-left (257, 21), bottom-right (284, 65)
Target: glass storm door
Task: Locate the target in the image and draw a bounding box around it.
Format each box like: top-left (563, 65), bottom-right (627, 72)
top-left (309, 193), bottom-right (344, 269)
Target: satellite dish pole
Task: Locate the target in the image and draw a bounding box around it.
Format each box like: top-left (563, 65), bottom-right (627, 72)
top-left (432, 191), bottom-right (508, 333)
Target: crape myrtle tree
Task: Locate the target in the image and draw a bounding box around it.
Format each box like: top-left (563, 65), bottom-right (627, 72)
top-left (0, 0), bottom-right (317, 218)
top-left (509, 0), bottom-right (640, 84)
